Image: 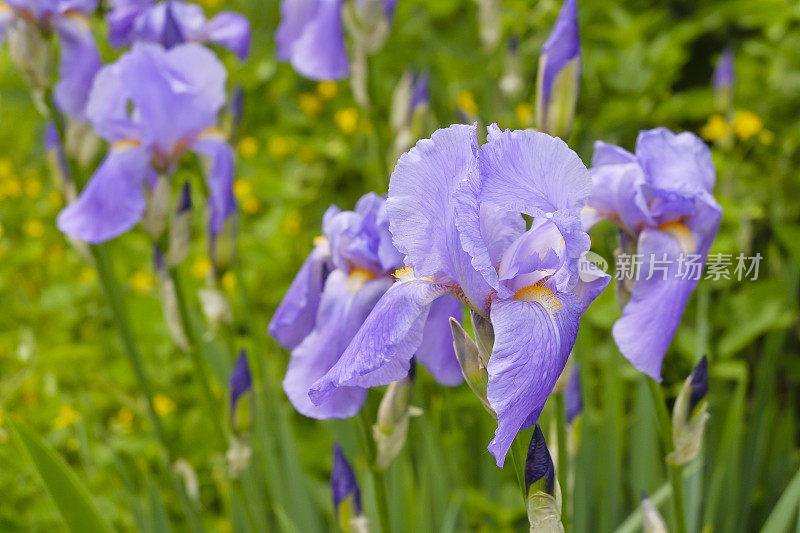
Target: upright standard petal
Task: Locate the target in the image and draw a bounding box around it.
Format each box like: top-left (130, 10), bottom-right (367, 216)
top-left (204, 12), bottom-right (251, 59)
top-left (537, 0), bottom-right (580, 110)
top-left (283, 271), bottom-right (391, 419)
top-left (269, 244), bottom-right (331, 349)
top-left (635, 128), bottom-right (715, 194)
top-left (309, 278), bottom-right (452, 406)
top-left (191, 132), bottom-right (236, 237)
top-left (57, 146), bottom-right (153, 243)
top-left (414, 294), bottom-right (464, 386)
top-left (486, 293), bottom-right (581, 466)
top-left (275, 0), bottom-right (318, 60)
top-left (53, 14), bottom-right (102, 119)
top-left (285, 0), bottom-right (349, 81)
top-left (107, 0), bottom-right (151, 47)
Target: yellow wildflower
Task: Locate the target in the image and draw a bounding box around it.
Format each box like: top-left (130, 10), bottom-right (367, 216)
top-left (0, 159), bottom-right (12, 179)
top-left (283, 212), bottom-right (301, 236)
top-left (700, 115), bottom-right (730, 141)
top-left (268, 136), bottom-right (293, 159)
top-left (190, 256), bottom-right (212, 279)
top-left (335, 108), bottom-right (359, 134)
top-left (732, 110), bottom-right (763, 141)
top-left (25, 178), bottom-right (42, 198)
top-left (221, 271), bottom-right (236, 292)
top-left (23, 219), bottom-right (45, 238)
top-left (216, 520), bottom-right (233, 533)
top-left (201, 0), bottom-right (221, 8)
top-left (47, 190), bottom-right (62, 210)
top-left (78, 267), bottom-right (97, 284)
top-left (4, 179), bottom-right (22, 198)
top-left (299, 93), bottom-right (322, 116)
top-left (154, 394), bottom-right (176, 417)
top-left (238, 137), bottom-right (259, 158)
top-left (54, 404), bottom-right (80, 429)
top-left (515, 102), bottom-right (534, 127)
top-left (317, 81), bottom-right (338, 99)
top-left (130, 270), bottom-right (155, 294)
top-left (457, 90), bottom-right (478, 116)
top-left (242, 197), bottom-right (260, 214)
top-left (233, 178), bottom-right (252, 200)
top-left (116, 407), bottom-right (134, 431)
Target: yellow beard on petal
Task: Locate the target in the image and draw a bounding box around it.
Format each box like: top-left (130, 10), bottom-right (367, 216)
top-left (111, 138), bottom-right (142, 152)
top-left (513, 284), bottom-right (562, 314)
top-left (658, 221), bottom-right (696, 254)
top-left (347, 268), bottom-right (376, 292)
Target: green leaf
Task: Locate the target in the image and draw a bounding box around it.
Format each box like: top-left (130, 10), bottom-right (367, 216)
top-left (761, 467), bottom-right (800, 533)
top-left (10, 420), bottom-right (112, 533)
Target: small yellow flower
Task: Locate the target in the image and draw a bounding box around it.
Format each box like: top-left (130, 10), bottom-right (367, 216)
top-left (78, 267), bottom-right (97, 284)
top-left (238, 137), bottom-right (259, 158)
top-left (233, 178), bottom-right (253, 200)
top-left (732, 110), bottom-right (763, 141)
top-left (4, 179), bottom-right (22, 198)
top-left (221, 271), bottom-right (236, 292)
top-left (154, 394), bottom-right (176, 417)
top-left (190, 256), bottom-right (212, 279)
top-left (47, 190), bottom-right (62, 210)
top-left (130, 270), bottom-right (155, 295)
top-left (700, 115), bottom-right (731, 141)
top-left (23, 219), bottom-right (45, 238)
top-left (299, 93), bottom-right (322, 116)
top-left (268, 136), bottom-right (293, 159)
top-left (201, 0), bottom-right (221, 8)
top-left (317, 81), bottom-right (338, 100)
top-left (0, 159), bottom-right (12, 179)
top-left (759, 129), bottom-right (774, 145)
top-left (216, 520), bottom-right (234, 533)
top-left (283, 211), bottom-right (301, 236)
top-left (54, 404), bottom-right (80, 429)
top-left (116, 407), bottom-right (134, 431)
top-left (335, 108), bottom-right (359, 135)
top-left (24, 179), bottom-right (42, 198)
top-left (515, 102), bottom-right (534, 127)
top-left (457, 90), bottom-right (478, 116)
top-left (242, 197), bottom-right (260, 214)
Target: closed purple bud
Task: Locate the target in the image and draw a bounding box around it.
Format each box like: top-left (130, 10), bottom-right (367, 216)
top-left (688, 355), bottom-right (708, 413)
top-left (229, 349), bottom-right (252, 418)
top-left (153, 244), bottom-right (166, 271)
top-left (176, 181), bottom-right (192, 214)
top-left (525, 425), bottom-right (555, 496)
top-left (230, 86), bottom-right (245, 129)
top-left (564, 365), bottom-right (582, 424)
top-left (713, 48), bottom-right (735, 93)
top-left (162, 3), bottom-right (186, 49)
top-left (410, 72), bottom-right (429, 111)
top-left (331, 443), bottom-right (362, 515)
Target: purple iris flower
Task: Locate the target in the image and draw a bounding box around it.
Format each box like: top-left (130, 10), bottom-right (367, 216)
top-left (525, 425), bottom-right (555, 495)
top-left (229, 349), bottom-right (252, 418)
top-left (275, 0), bottom-right (397, 81)
top-left (56, 43), bottom-right (235, 244)
top-left (270, 192), bottom-right (463, 419)
top-left (0, 0), bottom-right (101, 119)
top-left (713, 48), bottom-right (734, 93)
top-left (564, 365), bottom-right (582, 424)
top-left (107, 0), bottom-right (250, 59)
top-left (583, 128), bottom-right (722, 380)
top-left (308, 124), bottom-right (610, 466)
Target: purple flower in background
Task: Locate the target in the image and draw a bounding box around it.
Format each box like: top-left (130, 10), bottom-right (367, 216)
top-left (275, 0), bottom-right (397, 81)
top-left (0, 0), bottom-right (101, 118)
top-left (712, 48), bottom-right (734, 93)
top-left (229, 349), bottom-right (252, 418)
top-left (57, 43), bottom-right (235, 244)
top-left (564, 365), bottom-right (582, 424)
top-left (309, 124), bottom-right (609, 466)
top-left (331, 444), bottom-right (362, 519)
top-left (107, 0), bottom-right (250, 59)
top-left (269, 192), bottom-right (463, 420)
top-left (536, 0), bottom-right (580, 138)
top-left (584, 128), bottom-right (722, 380)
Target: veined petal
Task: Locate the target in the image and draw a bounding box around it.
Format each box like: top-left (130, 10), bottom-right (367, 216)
top-left (191, 134), bottom-right (235, 237)
top-left (53, 15), bottom-right (102, 119)
top-left (269, 244), bottom-right (331, 349)
top-left (635, 128), bottom-right (715, 195)
top-left (415, 294), bottom-right (463, 386)
top-left (283, 271), bottom-right (391, 419)
top-left (204, 12), bottom-right (251, 59)
top-left (285, 0), bottom-right (349, 81)
top-left (487, 293), bottom-right (581, 466)
top-left (85, 59), bottom-right (140, 142)
top-left (309, 278), bottom-right (453, 405)
top-left (57, 146), bottom-right (153, 243)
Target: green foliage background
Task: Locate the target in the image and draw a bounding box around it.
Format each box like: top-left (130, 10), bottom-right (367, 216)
top-left (0, 0), bottom-right (799, 531)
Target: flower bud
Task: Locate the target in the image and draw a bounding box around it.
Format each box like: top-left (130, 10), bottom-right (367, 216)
top-left (226, 436), bottom-right (252, 480)
top-left (8, 17), bottom-right (53, 96)
top-left (535, 0), bottom-right (580, 139)
top-left (525, 425), bottom-right (564, 533)
top-left (172, 459), bottom-right (200, 503)
top-left (142, 175), bottom-right (171, 240)
top-left (64, 120), bottom-right (101, 167)
top-left (154, 246), bottom-right (190, 351)
top-left (668, 355), bottom-right (709, 466)
top-left (390, 70), bottom-right (430, 161)
top-left (641, 492), bottom-right (668, 533)
top-left (713, 48), bottom-right (735, 112)
top-left (229, 350), bottom-right (253, 435)
top-left (165, 182), bottom-right (192, 267)
top-left (373, 363), bottom-right (422, 470)
top-left (449, 318), bottom-right (494, 416)
top-left (500, 36), bottom-right (524, 98)
top-left (475, 0), bottom-right (501, 52)
top-left (198, 286), bottom-right (233, 334)
top-left (564, 365), bottom-right (582, 424)
top-left (332, 443), bottom-right (368, 533)
top-left (210, 214), bottom-right (237, 277)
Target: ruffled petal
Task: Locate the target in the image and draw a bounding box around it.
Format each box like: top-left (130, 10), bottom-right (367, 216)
top-left (269, 244), bottom-right (331, 349)
top-left (309, 278), bottom-right (452, 405)
top-left (56, 146), bottom-right (152, 243)
top-left (486, 293), bottom-right (581, 466)
top-left (283, 0), bottom-right (349, 81)
top-left (283, 271), bottom-right (392, 419)
top-left (204, 12), bottom-right (250, 59)
top-left (415, 294), bottom-right (463, 386)
top-left (635, 128), bottom-right (715, 195)
top-left (53, 15), bottom-right (102, 119)
top-left (191, 133), bottom-right (235, 236)
top-left (85, 60), bottom-right (140, 142)
top-left (275, 0), bottom-right (318, 60)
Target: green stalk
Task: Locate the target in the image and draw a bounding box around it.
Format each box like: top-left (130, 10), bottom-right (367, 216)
top-left (647, 378), bottom-right (687, 533)
top-left (509, 436), bottom-right (527, 498)
top-left (554, 392), bottom-right (569, 528)
top-left (357, 410), bottom-right (392, 533)
top-left (90, 244), bottom-right (205, 533)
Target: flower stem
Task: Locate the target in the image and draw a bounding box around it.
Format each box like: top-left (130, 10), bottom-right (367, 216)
top-left (90, 244), bottom-right (205, 533)
top-left (554, 391), bottom-right (569, 527)
top-left (356, 409), bottom-right (392, 533)
top-left (647, 378), bottom-right (687, 533)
